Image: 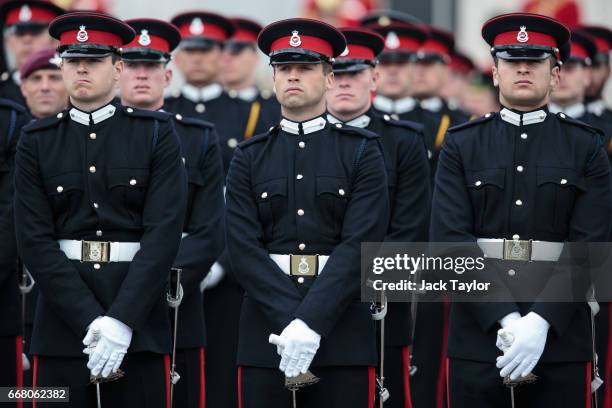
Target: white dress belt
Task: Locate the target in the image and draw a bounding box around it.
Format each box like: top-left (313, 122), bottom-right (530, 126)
top-left (58, 239), bottom-right (141, 262)
top-left (476, 238), bottom-right (564, 262)
top-left (270, 254), bottom-right (330, 276)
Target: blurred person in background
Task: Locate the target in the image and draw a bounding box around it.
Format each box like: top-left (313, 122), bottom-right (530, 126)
top-left (20, 46), bottom-right (67, 118)
top-left (441, 50), bottom-right (476, 113)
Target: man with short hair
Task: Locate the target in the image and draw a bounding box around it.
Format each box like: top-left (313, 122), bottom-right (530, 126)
top-left (14, 12), bottom-right (187, 406)
top-left (0, 0), bottom-right (64, 105)
top-left (326, 26), bottom-right (430, 408)
top-left (20, 47), bottom-right (68, 118)
top-left (119, 18), bottom-right (225, 408)
top-left (226, 18), bottom-right (389, 407)
top-left (432, 13), bottom-right (611, 407)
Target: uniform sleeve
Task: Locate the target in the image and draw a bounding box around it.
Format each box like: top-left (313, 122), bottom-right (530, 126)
top-left (385, 134), bottom-right (431, 242)
top-left (174, 128), bottom-right (225, 296)
top-left (107, 122), bottom-right (187, 330)
top-left (430, 133), bottom-right (519, 331)
top-left (530, 137), bottom-right (612, 335)
top-left (293, 139), bottom-right (389, 337)
top-left (14, 130), bottom-right (105, 337)
top-left (225, 146), bottom-right (302, 332)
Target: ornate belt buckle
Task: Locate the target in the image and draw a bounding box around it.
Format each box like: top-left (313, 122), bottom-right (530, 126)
top-left (82, 241), bottom-right (110, 263)
top-left (290, 255), bottom-right (318, 277)
top-left (503, 239), bottom-right (532, 261)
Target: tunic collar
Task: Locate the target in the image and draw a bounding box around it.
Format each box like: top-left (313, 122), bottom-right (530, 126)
top-left (69, 103), bottom-right (116, 126)
top-left (373, 95), bottom-right (417, 114)
top-left (227, 86), bottom-right (258, 102)
top-left (499, 106), bottom-right (548, 126)
top-left (549, 102), bottom-right (585, 119)
top-left (586, 99), bottom-right (607, 117)
top-left (420, 96), bottom-right (443, 113)
top-left (280, 116), bottom-right (327, 135)
top-left (181, 83), bottom-right (223, 103)
top-left (326, 112), bottom-right (371, 128)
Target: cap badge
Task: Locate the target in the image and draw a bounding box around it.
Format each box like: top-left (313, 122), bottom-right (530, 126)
top-left (49, 53), bottom-right (61, 67)
top-left (138, 29), bottom-right (151, 46)
top-left (298, 257), bottom-right (310, 274)
top-left (190, 18), bottom-right (204, 35)
top-left (289, 30), bottom-right (302, 47)
top-left (340, 46), bottom-right (349, 57)
top-left (385, 31), bottom-right (400, 49)
top-left (18, 5), bottom-right (32, 22)
top-left (517, 26), bottom-right (529, 43)
top-left (77, 25), bottom-right (88, 42)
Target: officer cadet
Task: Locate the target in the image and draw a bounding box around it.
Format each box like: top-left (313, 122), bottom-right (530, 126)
top-left (326, 27), bottom-right (430, 408)
top-left (0, 96), bottom-right (30, 401)
top-left (581, 26), bottom-right (612, 123)
top-left (549, 30), bottom-right (598, 120)
top-left (221, 17), bottom-right (281, 133)
top-left (225, 18), bottom-right (389, 407)
top-left (0, 0), bottom-right (64, 105)
top-left (442, 50), bottom-right (476, 113)
top-left (431, 13), bottom-right (612, 407)
top-left (13, 11), bottom-right (187, 406)
top-left (118, 18), bottom-right (225, 408)
top-left (20, 47), bottom-right (67, 118)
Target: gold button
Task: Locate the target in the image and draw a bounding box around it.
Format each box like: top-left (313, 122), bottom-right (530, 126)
top-left (299, 243), bottom-right (306, 251)
top-left (93, 203), bottom-right (99, 209)
top-left (560, 178), bottom-right (567, 185)
top-left (559, 113), bottom-right (566, 119)
top-left (297, 209), bottom-right (304, 216)
top-left (261, 192), bottom-right (268, 199)
top-left (520, 133), bottom-right (528, 140)
top-left (89, 133), bottom-right (96, 140)
top-left (89, 166), bottom-right (96, 173)
top-left (56, 112), bottom-right (63, 119)
top-left (484, 113), bottom-right (491, 118)
top-left (335, 123), bottom-right (342, 128)
top-left (130, 179), bottom-right (137, 186)
top-left (96, 230), bottom-right (103, 237)
top-left (297, 277), bottom-right (305, 284)
top-left (94, 263), bottom-right (101, 270)
top-left (56, 185), bottom-right (64, 193)
top-left (298, 141), bottom-right (305, 149)
top-left (227, 138), bottom-right (238, 148)
top-left (516, 165), bottom-right (524, 172)
top-left (508, 269), bottom-right (516, 276)
top-left (515, 200), bottom-right (523, 206)
top-left (175, 114), bottom-right (183, 120)
top-left (195, 103), bottom-right (205, 113)
top-left (296, 174), bottom-right (303, 180)
top-left (383, 114), bottom-right (390, 121)
top-left (475, 180), bottom-right (482, 187)
top-left (512, 234), bottom-right (520, 240)
top-left (338, 189), bottom-right (345, 196)
top-left (126, 107), bottom-right (134, 113)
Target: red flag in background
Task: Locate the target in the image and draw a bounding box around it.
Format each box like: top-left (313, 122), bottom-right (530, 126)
top-left (522, 0), bottom-right (581, 27)
top-left (302, 0), bottom-right (382, 27)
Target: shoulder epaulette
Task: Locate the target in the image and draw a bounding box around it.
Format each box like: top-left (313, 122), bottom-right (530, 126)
top-left (379, 114), bottom-right (424, 134)
top-left (239, 125), bottom-right (276, 148)
top-left (556, 112), bottom-right (601, 135)
top-left (447, 112), bottom-right (496, 133)
top-left (122, 106), bottom-right (170, 121)
top-left (23, 111), bottom-right (67, 132)
top-left (0, 97), bottom-right (26, 113)
top-left (172, 113), bottom-right (214, 129)
top-left (331, 122), bottom-right (378, 139)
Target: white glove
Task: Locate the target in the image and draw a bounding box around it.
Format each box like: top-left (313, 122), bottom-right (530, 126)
top-left (496, 312), bottom-right (521, 351)
top-left (200, 262), bottom-right (225, 292)
top-left (496, 312), bottom-right (550, 380)
top-left (83, 316), bottom-right (132, 378)
top-left (22, 353), bottom-right (31, 371)
top-left (269, 319), bottom-right (321, 378)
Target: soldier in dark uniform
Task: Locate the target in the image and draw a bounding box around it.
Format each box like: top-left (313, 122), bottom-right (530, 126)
top-left (118, 18), bottom-right (225, 408)
top-left (431, 13), bottom-right (612, 407)
top-left (326, 27), bottom-right (431, 408)
top-left (0, 97), bottom-right (30, 397)
top-left (14, 12), bottom-right (187, 406)
top-left (221, 17), bottom-right (281, 135)
top-left (225, 18), bottom-right (389, 407)
top-left (0, 0), bottom-right (63, 105)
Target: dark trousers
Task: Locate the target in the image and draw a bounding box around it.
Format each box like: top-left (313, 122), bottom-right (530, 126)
top-left (447, 357), bottom-right (592, 408)
top-left (238, 365), bottom-right (375, 408)
top-left (32, 352), bottom-right (169, 408)
top-left (376, 346), bottom-right (413, 408)
top-left (0, 335), bottom-right (23, 407)
top-left (173, 347), bottom-right (205, 408)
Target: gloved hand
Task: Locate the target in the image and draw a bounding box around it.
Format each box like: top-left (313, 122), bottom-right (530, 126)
top-left (496, 312), bottom-right (521, 351)
top-left (269, 319), bottom-right (321, 378)
top-left (83, 316), bottom-right (132, 378)
top-left (200, 262), bottom-right (225, 292)
top-left (496, 312), bottom-right (550, 380)
top-left (22, 353), bottom-right (31, 371)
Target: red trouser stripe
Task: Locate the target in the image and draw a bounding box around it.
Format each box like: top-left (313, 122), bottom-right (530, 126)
top-left (445, 358), bottom-right (451, 408)
top-left (15, 337), bottom-right (23, 408)
top-left (164, 354), bottom-right (171, 408)
top-left (587, 361), bottom-right (592, 408)
top-left (32, 356), bottom-right (38, 408)
top-left (605, 303), bottom-right (612, 408)
top-left (436, 302), bottom-right (450, 408)
top-left (402, 346), bottom-right (413, 408)
top-left (368, 366), bottom-right (376, 408)
top-left (237, 366), bottom-right (243, 408)
top-left (199, 347), bottom-right (205, 408)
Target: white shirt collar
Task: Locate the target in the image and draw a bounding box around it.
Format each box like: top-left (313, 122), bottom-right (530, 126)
top-left (326, 113), bottom-right (371, 128)
top-left (499, 107), bottom-right (547, 126)
top-left (586, 99), bottom-right (607, 117)
top-left (373, 95), bottom-right (417, 114)
top-left (227, 86), bottom-right (258, 102)
top-left (181, 83), bottom-right (223, 103)
top-left (549, 102), bottom-right (585, 118)
top-left (12, 71), bottom-right (20, 85)
top-left (419, 96), bottom-right (443, 112)
top-left (280, 116), bottom-right (327, 135)
top-left (69, 103), bottom-right (116, 126)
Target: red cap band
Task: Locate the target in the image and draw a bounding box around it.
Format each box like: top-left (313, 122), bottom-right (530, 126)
top-left (592, 36), bottom-right (611, 53)
top-left (570, 41), bottom-right (589, 60)
top-left (419, 38), bottom-right (450, 56)
top-left (383, 33), bottom-right (421, 52)
top-left (270, 34), bottom-right (333, 57)
top-left (338, 43), bottom-right (375, 60)
top-left (232, 28), bottom-right (258, 43)
top-left (59, 29), bottom-right (123, 47)
top-left (5, 6), bottom-right (57, 25)
top-left (493, 30), bottom-right (558, 48)
top-left (125, 33), bottom-right (170, 53)
top-left (178, 22), bottom-right (227, 42)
